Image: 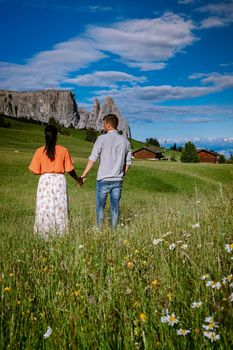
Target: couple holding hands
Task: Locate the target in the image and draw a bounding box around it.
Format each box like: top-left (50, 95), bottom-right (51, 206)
top-left (29, 114), bottom-right (131, 236)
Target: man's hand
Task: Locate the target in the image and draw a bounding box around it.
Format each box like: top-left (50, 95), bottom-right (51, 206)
top-left (80, 176), bottom-right (87, 185)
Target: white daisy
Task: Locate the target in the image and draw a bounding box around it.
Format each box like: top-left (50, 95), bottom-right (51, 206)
top-left (169, 243), bottom-right (176, 251)
top-left (181, 244), bottom-right (188, 250)
top-left (203, 322), bottom-right (218, 330)
top-left (160, 310), bottom-right (179, 326)
top-left (162, 231), bottom-right (172, 237)
top-left (206, 281), bottom-right (221, 289)
top-left (222, 277), bottom-right (228, 285)
top-left (225, 243), bottom-right (233, 253)
top-left (183, 232), bottom-right (191, 238)
top-left (177, 329), bottom-right (191, 336)
top-left (167, 313), bottom-right (179, 326)
top-left (201, 273), bottom-right (210, 280)
top-left (203, 331), bottom-right (220, 342)
top-left (160, 315), bottom-right (168, 323)
top-left (204, 316), bottom-right (215, 323)
top-left (192, 223), bottom-right (200, 229)
top-left (43, 326), bottom-right (52, 339)
top-left (213, 282), bottom-right (221, 289)
top-left (191, 301), bottom-right (203, 309)
top-left (153, 238), bottom-right (164, 246)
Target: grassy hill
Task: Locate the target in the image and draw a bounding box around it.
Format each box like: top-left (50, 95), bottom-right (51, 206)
top-left (0, 119), bottom-right (233, 349)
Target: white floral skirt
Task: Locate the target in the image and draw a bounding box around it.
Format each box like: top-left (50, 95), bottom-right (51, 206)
top-left (34, 173), bottom-right (69, 236)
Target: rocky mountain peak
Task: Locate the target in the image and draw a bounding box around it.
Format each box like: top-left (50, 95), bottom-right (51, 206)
top-left (0, 89), bottom-right (131, 138)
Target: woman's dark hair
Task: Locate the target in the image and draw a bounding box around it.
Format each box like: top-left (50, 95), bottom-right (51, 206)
top-left (44, 125), bottom-right (58, 160)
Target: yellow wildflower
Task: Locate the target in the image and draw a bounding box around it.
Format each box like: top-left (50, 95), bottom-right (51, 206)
top-left (9, 273), bottom-right (14, 277)
top-left (4, 287), bottom-right (11, 292)
top-left (72, 291), bottom-right (81, 297)
top-left (139, 313), bottom-right (147, 322)
top-left (127, 261), bottom-right (134, 269)
top-left (167, 292), bottom-right (174, 301)
top-left (227, 274), bottom-right (233, 282)
top-left (151, 279), bottom-right (160, 287)
top-left (56, 291), bottom-right (63, 296)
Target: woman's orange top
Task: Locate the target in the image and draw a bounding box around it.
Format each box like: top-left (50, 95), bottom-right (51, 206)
top-left (29, 144), bottom-right (74, 174)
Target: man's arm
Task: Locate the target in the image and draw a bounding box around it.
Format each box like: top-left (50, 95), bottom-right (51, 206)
top-left (124, 164), bottom-right (130, 175)
top-left (81, 159), bottom-right (95, 180)
top-left (124, 142), bottom-right (131, 176)
top-left (81, 136), bottom-right (102, 181)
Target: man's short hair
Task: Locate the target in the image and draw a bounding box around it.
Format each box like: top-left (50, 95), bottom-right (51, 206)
top-left (103, 114), bottom-right (118, 129)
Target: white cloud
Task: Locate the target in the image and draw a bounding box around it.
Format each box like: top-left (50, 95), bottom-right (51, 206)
top-left (197, 2), bottom-right (233, 16)
top-left (94, 84), bottom-right (213, 103)
top-left (159, 136), bottom-right (233, 146)
top-left (178, 0), bottom-right (196, 4)
top-left (189, 72), bottom-right (233, 90)
top-left (0, 12), bottom-right (199, 90)
top-left (89, 72), bottom-right (233, 126)
top-left (92, 72), bottom-right (233, 109)
top-left (89, 5), bottom-right (113, 12)
top-left (11, 1), bottom-right (114, 13)
top-left (120, 61), bottom-right (167, 71)
top-left (183, 117), bottom-right (217, 123)
top-left (86, 88), bottom-right (233, 125)
top-left (220, 62), bottom-right (233, 67)
top-left (65, 71), bottom-right (147, 87)
top-left (197, 1), bottom-right (233, 28)
top-left (200, 17), bottom-right (226, 29)
top-left (0, 38), bottom-right (106, 90)
top-left (87, 13), bottom-right (197, 69)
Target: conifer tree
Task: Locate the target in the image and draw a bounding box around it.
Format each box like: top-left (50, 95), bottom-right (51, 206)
top-left (181, 141), bottom-right (199, 163)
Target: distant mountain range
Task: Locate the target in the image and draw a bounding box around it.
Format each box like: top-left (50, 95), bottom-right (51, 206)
top-left (161, 138), bottom-right (233, 158)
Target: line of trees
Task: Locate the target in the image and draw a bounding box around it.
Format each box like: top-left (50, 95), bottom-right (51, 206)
top-left (145, 137), bottom-right (160, 147)
top-left (170, 143), bottom-right (183, 152)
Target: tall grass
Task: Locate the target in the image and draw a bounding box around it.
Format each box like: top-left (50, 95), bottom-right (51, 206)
top-left (0, 121), bottom-right (233, 349)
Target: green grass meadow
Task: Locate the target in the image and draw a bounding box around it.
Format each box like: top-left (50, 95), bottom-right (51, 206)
top-left (0, 120), bottom-right (233, 349)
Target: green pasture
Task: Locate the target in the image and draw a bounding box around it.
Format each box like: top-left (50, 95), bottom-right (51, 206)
top-left (0, 120), bottom-right (233, 349)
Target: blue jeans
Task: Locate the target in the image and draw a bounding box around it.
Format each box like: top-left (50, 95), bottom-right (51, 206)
top-left (96, 180), bottom-right (123, 229)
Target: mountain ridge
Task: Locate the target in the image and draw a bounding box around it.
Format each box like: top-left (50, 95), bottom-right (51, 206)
top-left (0, 89), bottom-right (131, 138)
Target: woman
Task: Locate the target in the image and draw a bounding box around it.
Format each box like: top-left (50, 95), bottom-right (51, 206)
top-left (29, 125), bottom-right (82, 236)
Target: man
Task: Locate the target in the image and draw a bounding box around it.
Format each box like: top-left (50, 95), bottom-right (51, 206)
top-left (81, 114), bottom-right (131, 229)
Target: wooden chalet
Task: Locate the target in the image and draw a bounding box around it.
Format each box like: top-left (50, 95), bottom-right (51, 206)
top-left (132, 147), bottom-right (163, 160)
top-left (197, 149), bottom-right (220, 163)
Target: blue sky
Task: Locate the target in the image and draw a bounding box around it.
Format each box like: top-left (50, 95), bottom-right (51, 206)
top-left (0, 0), bottom-right (233, 144)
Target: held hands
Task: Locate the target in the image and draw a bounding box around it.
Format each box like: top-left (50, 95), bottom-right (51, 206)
top-left (77, 177), bottom-right (84, 186)
top-left (77, 176), bottom-right (86, 187)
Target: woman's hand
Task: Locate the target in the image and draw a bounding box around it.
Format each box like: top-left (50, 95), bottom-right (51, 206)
top-left (77, 177), bottom-right (84, 186)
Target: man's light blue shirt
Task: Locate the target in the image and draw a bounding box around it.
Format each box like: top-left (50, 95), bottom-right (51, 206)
top-left (89, 130), bottom-right (132, 181)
